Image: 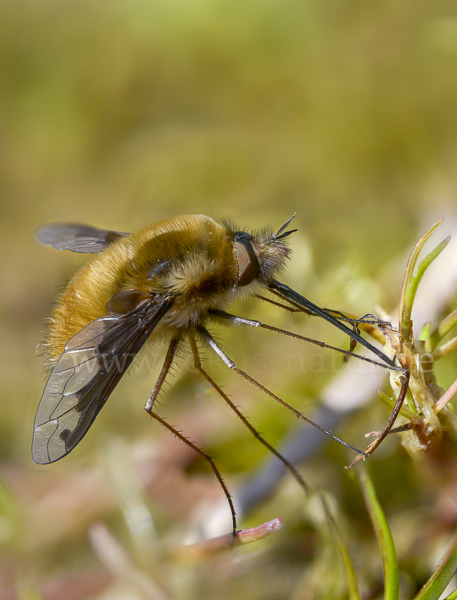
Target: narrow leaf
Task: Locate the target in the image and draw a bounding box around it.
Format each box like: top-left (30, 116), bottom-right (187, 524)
top-left (401, 230), bottom-right (448, 339)
top-left (358, 466), bottom-right (399, 600)
top-left (412, 530), bottom-right (457, 600)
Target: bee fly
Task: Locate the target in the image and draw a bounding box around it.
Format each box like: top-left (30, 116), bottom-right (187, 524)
top-left (33, 214), bottom-right (407, 533)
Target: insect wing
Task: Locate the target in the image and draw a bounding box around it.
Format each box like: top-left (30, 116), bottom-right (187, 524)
top-left (32, 295), bottom-right (170, 464)
top-left (36, 223), bottom-right (129, 253)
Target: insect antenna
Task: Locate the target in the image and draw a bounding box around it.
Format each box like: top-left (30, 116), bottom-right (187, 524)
top-left (272, 213), bottom-right (298, 241)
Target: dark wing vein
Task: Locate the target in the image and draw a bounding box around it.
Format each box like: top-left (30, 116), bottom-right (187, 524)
top-left (32, 295), bottom-right (170, 464)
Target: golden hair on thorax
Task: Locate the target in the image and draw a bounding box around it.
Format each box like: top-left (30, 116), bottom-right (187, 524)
top-left (33, 213), bottom-right (404, 535)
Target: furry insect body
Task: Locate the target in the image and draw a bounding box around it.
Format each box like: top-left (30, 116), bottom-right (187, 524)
top-left (44, 215), bottom-right (290, 365)
top-left (33, 213), bottom-right (404, 533)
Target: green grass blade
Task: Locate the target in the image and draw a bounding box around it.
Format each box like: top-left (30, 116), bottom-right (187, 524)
top-left (401, 232), bottom-right (449, 339)
top-left (321, 494), bottom-right (362, 600)
top-left (358, 465), bottom-right (399, 600)
top-left (327, 515), bottom-right (362, 600)
top-left (378, 389), bottom-right (418, 420)
top-left (412, 530), bottom-right (457, 600)
top-left (428, 309), bottom-right (457, 352)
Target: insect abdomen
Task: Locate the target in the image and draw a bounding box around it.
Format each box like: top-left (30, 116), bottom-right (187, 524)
top-left (43, 215), bottom-right (241, 362)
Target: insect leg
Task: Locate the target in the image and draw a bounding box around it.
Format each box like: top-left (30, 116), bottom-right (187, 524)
top-left (188, 333), bottom-right (309, 494)
top-left (256, 294), bottom-right (380, 324)
top-left (144, 337), bottom-right (237, 534)
top-left (254, 294), bottom-right (302, 313)
top-left (347, 371), bottom-right (410, 467)
top-left (195, 324), bottom-right (365, 457)
top-left (209, 311), bottom-right (413, 462)
top-left (255, 296), bottom-right (388, 348)
top-left (268, 280), bottom-right (403, 372)
top-left (145, 410), bottom-right (238, 534)
top-left (145, 337), bottom-right (180, 412)
top-left (209, 308), bottom-right (394, 371)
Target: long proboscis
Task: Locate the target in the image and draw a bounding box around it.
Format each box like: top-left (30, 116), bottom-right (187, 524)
top-left (268, 280), bottom-right (404, 373)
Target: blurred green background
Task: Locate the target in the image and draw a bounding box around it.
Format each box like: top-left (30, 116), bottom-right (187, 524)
top-left (2, 0), bottom-right (457, 598)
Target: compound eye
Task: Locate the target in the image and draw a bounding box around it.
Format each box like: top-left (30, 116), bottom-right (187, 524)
top-left (234, 237), bottom-right (260, 287)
